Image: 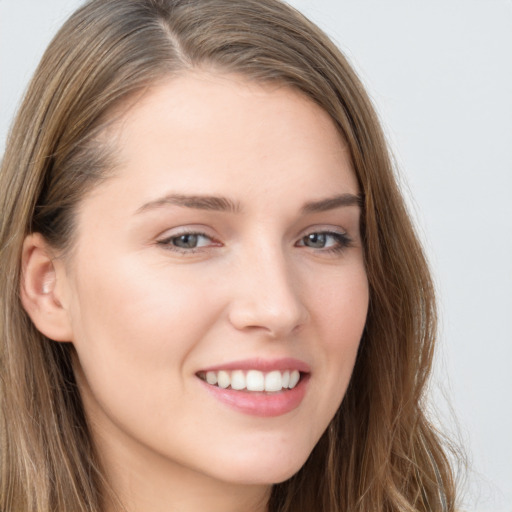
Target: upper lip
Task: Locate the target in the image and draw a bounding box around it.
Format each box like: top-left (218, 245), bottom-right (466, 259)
top-left (198, 357), bottom-right (311, 374)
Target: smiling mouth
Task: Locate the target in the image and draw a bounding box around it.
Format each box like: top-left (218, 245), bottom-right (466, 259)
top-left (197, 369), bottom-right (304, 393)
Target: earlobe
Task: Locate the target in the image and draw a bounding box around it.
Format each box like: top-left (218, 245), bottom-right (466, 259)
top-left (20, 233), bottom-right (74, 342)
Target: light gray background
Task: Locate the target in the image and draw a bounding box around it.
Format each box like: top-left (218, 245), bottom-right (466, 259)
top-left (1, 1), bottom-right (511, 511)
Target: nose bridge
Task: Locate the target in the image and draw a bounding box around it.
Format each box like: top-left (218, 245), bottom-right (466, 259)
top-left (228, 237), bottom-right (307, 336)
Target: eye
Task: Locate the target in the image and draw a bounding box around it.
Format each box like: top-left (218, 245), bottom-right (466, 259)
top-left (171, 233), bottom-right (209, 249)
top-left (157, 231), bottom-right (217, 252)
top-left (297, 231), bottom-right (352, 253)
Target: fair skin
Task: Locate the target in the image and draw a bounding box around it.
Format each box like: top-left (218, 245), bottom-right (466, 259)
top-left (21, 72), bottom-right (369, 512)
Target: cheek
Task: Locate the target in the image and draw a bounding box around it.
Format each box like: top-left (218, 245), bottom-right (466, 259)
top-left (304, 263), bottom-right (368, 410)
top-left (66, 253), bottom-right (226, 408)
top-left (66, 255), bottom-right (227, 443)
top-left (309, 262), bottom-right (369, 346)
top-left (69, 252), bottom-right (220, 345)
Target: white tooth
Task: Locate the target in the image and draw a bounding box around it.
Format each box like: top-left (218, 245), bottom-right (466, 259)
top-left (288, 370), bottom-right (300, 389)
top-left (206, 371), bottom-right (217, 385)
top-left (246, 370), bottom-right (265, 391)
top-left (217, 370), bottom-right (230, 389)
top-left (265, 370), bottom-right (283, 392)
top-left (231, 370), bottom-right (246, 390)
top-left (281, 370), bottom-right (290, 389)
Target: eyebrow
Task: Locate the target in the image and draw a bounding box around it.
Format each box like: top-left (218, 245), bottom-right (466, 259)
top-left (136, 194), bottom-right (242, 214)
top-left (135, 192), bottom-right (363, 216)
top-left (301, 193), bottom-right (363, 213)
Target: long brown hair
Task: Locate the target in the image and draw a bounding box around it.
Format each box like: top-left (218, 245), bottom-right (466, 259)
top-left (0, 0), bottom-right (457, 510)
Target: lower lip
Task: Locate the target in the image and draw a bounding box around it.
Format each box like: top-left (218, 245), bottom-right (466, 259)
top-left (198, 375), bottom-right (309, 417)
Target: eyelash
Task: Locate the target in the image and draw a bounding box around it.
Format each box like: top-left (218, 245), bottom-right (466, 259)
top-left (157, 230), bottom-right (353, 255)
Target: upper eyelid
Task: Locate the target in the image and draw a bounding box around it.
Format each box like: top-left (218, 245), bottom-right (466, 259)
top-left (299, 225), bottom-right (350, 237)
top-left (157, 225), bottom-right (217, 240)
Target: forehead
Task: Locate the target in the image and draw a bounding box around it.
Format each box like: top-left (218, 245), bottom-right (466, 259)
top-left (85, 71), bottom-right (358, 215)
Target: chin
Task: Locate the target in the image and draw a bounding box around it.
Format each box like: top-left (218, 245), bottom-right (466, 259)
top-left (212, 448), bottom-right (311, 486)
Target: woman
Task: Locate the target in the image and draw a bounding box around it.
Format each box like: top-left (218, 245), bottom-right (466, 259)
top-left (0, 0), bottom-right (457, 511)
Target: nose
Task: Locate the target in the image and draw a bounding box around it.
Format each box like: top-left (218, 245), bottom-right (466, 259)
top-left (227, 245), bottom-right (309, 338)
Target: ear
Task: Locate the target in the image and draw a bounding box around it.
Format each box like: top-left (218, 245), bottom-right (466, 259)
top-left (20, 233), bottom-right (74, 342)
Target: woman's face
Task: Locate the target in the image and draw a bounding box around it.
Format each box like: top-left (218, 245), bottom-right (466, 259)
top-left (59, 72), bottom-right (368, 489)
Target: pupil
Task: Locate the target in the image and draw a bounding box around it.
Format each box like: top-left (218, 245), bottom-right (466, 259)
top-left (307, 233), bottom-right (326, 248)
top-left (174, 234), bottom-right (198, 248)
